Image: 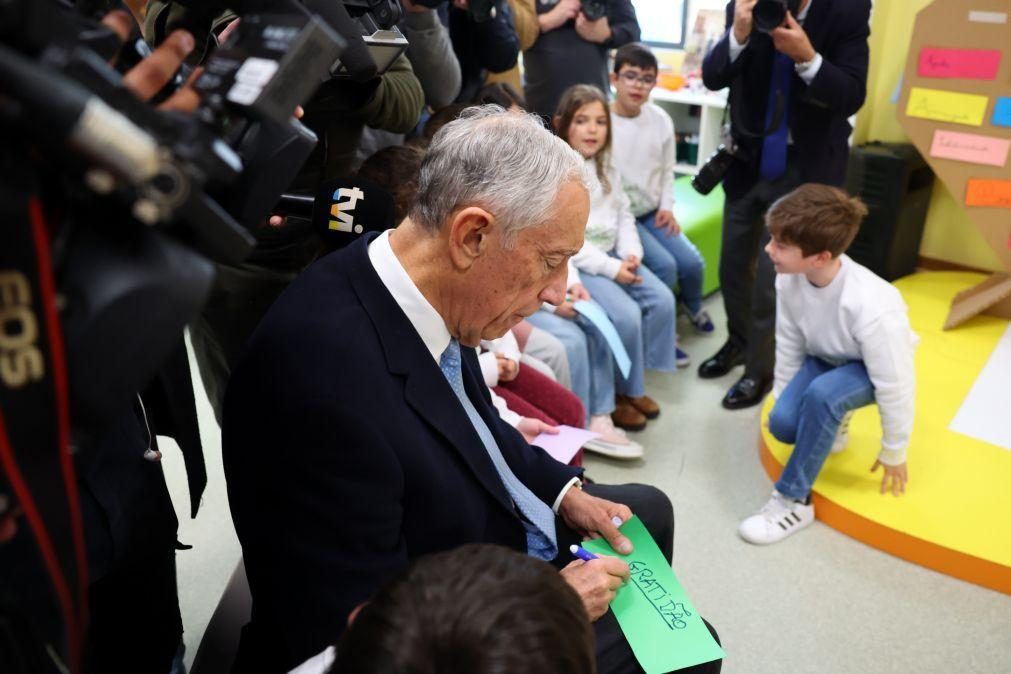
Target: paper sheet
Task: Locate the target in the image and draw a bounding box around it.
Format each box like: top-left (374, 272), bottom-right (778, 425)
top-left (965, 179), bottom-right (1011, 208)
top-left (993, 97), bottom-right (1011, 128)
top-left (918, 48), bottom-right (1001, 80)
top-left (583, 517), bottom-right (725, 674)
top-left (531, 425), bottom-right (599, 464)
top-left (949, 322), bottom-right (1011, 451)
top-left (906, 87), bottom-right (989, 126)
top-left (930, 130), bottom-right (1010, 167)
top-left (573, 300), bottom-right (632, 378)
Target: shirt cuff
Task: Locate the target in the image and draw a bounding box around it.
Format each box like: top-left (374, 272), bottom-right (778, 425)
top-left (728, 30), bottom-right (748, 62)
top-left (552, 477), bottom-right (581, 514)
top-left (796, 52), bottom-right (823, 85)
top-left (877, 446), bottom-right (907, 467)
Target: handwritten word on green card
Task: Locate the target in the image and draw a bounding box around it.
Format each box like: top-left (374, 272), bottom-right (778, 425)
top-left (582, 516), bottom-right (724, 674)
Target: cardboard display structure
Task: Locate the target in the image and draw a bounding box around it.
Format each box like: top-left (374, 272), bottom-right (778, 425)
top-left (896, 0), bottom-right (1011, 329)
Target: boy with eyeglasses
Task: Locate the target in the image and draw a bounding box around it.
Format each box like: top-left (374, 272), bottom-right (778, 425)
top-left (609, 43), bottom-right (714, 346)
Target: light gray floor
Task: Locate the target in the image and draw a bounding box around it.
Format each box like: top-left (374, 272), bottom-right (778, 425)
top-left (161, 295), bottom-right (1011, 673)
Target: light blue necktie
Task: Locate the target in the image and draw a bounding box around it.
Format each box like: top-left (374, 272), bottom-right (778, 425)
top-left (439, 339), bottom-right (558, 560)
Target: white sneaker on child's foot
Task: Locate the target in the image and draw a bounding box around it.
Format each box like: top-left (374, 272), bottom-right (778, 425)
top-left (831, 411), bottom-right (854, 454)
top-left (738, 490), bottom-right (814, 545)
top-left (584, 415), bottom-right (644, 460)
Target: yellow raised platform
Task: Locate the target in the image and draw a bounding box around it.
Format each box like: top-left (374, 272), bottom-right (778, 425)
top-left (759, 271), bottom-right (1011, 595)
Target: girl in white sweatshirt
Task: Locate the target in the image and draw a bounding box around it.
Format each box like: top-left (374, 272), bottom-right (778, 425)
top-left (738, 185), bottom-right (918, 545)
top-left (553, 85), bottom-right (678, 430)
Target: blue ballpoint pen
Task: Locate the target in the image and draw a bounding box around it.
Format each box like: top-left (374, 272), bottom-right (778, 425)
top-left (569, 544), bottom-right (599, 562)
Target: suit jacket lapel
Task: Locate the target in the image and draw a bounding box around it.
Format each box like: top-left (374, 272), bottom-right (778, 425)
top-left (344, 236), bottom-right (515, 515)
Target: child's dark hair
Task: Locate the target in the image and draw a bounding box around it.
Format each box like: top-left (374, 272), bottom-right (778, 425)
top-left (613, 42), bottom-right (658, 75)
top-left (476, 82), bottom-right (527, 110)
top-left (766, 184), bottom-right (868, 258)
top-left (553, 84), bottom-right (612, 193)
top-left (330, 544), bottom-right (596, 674)
top-left (423, 103), bottom-right (471, 140)
top-left (356, 144), bottom-right (427, 224)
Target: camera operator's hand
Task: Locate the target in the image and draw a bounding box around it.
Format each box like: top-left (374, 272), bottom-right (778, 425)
top-left (656, 209), bottom-right (681, 235)
top-left (732, 0), bottom-right (758, 44)
top-left (575, 13), bottom-right (613, 43)
top-left (771, 12), bottom-right (816, 63)
top-left (401, 0), bottom-right (431, 13)
top-left (539, 0), bottom-right (581, 33)
top-left (615, 258), bottom-right (643, 285)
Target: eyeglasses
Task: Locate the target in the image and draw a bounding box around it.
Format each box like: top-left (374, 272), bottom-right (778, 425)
top-left (618, 72), bottom-right (657, 87)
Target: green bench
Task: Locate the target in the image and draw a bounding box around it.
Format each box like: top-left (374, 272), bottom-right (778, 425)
top-left (672, 177), bottom-right (724, 296)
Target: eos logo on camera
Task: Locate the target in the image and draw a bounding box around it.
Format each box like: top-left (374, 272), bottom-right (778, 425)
top-left (0, 271), bottom-right (45, 388)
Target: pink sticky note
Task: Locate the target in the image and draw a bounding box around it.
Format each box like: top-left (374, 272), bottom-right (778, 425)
top-left (531, 425), bottom-right (600, 465)
top-left (919, 47), bottom-right (1001, 80)
top-left (930, 130), bottom-right (1011, 167)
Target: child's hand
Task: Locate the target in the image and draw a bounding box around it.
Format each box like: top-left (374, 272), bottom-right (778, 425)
top-left (495, 353), bottom-right (519, 382)
top-left (624, 254), bottom-right (640, 271)
top-left (517, 418), bottom-right (559, 444)
top-left (569, 283), bottom-right (592, 302)
top-left (656, 210), bottom-right (681, 235)
top-left (615, 259), bottom-right (643, 285)
top-left (871, 460), bottom-right (907, 496)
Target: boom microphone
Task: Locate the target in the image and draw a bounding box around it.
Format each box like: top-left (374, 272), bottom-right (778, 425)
top-left (273, 175), bottom-right (396, 251)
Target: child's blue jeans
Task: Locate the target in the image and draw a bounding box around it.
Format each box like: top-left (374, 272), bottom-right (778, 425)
top-left (769, 356), bottom-right (876, 500)
top-left (635, 211), bottom-right (706, 315)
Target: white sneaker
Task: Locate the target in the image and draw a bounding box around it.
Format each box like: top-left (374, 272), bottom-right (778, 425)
top-left (831, 411), bottom-right (854, 454)
top-left (738, 490), bottom-right (815, 545)
top-left (584, 415), bottom-right (644, 460)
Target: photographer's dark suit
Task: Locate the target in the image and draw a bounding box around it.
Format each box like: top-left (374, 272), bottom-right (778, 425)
top-left (221, 235), bottom-right (713, 674)
top-left (700, 0), bottom-right (870, 406)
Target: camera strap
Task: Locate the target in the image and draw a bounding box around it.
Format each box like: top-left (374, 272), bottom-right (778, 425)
top-left (0, 158), bottom-right (88, 673)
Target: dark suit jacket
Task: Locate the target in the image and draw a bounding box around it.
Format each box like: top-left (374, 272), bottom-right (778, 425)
top-left (222, 234), bottom-right (581, 673)
top-left (702, 0), bottom-right (871, 199)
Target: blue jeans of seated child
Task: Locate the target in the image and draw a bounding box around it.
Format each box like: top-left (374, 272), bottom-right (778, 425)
top-left (769, 356), bottom-right (876, 501)
top-left (635, 211), bottom-right (706, 315)
top-left (580, 261), bottom-right (676, 398)
top-left (526, 307), bottom-right (615, 425)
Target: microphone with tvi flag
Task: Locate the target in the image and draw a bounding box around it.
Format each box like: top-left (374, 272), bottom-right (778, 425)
top-left (273, 175), bottom-right (396, 252)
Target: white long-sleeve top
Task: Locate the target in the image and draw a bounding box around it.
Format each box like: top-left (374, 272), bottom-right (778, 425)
top-left (610, 102), bottom-right (676, 217)
top-left (774, 255), bottom-right (919, 465)
top-left (478, 331), bottom-right (522, 387)
top-left (571, 159), bottom-right (643, 279)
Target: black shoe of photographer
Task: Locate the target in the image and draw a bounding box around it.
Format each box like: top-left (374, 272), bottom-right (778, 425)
top-left (722, 375), bottom-right (773, 410)
top-left (697, 341), bottom-right (744, 379)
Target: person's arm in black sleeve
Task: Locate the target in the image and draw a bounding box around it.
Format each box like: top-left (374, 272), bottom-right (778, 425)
top-left (802, 0), bottom-right (871, 117)
top-left (605, 0), bottom-right (641, 48)
top-left (702, 2), bottom-right (745, 91)
top-left (474, 0), bottom-right (520, 74)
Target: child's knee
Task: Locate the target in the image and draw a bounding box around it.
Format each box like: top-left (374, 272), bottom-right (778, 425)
top-left (768, 406), bottom-right (797, 444)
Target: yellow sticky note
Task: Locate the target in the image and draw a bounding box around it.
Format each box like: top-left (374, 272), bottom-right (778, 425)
top-left (906, 87), bottom-right (989, 126)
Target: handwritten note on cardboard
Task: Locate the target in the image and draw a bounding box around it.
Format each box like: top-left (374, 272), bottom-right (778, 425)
top-left (907, 87), bottom-right (989, 126)
top-left (966, 179), bottom-right (1011, 208)
top-left (930, 130), bottom-right (1010, 167)
top-left (582, 516), bottom-right (725, 674)
top-left (918, 47), bottom-right (1001, 80)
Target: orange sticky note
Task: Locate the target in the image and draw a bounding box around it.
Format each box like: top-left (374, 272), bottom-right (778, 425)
top-left (965, 179), bottom-right (1011, 208)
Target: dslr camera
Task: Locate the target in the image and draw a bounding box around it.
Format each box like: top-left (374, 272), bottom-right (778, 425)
top-left (752, 0), bottom-right (801, 33)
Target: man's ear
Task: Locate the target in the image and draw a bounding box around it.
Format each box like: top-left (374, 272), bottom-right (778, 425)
top-left (447, 206), bottom-right (494, 270)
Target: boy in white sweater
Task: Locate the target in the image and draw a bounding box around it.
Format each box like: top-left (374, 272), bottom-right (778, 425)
top-left (609, 43), bottom-right (712, 339)
top-left (739, 184), bottom-right (918, 545)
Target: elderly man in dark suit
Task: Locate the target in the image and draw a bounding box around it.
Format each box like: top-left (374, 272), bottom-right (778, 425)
top-left (222, 106), bottom-right (720, 674)
top-left (698, 0), bottom-right (871, 409)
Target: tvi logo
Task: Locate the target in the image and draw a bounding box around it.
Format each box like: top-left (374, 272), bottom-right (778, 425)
top-left (329, 186), bottom-right (365, 234)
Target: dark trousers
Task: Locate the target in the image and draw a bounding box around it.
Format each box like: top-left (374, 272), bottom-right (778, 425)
top-left (553, 484), bottom-right (722, 674)
top-left (719, 162), bottom-right (803, 380)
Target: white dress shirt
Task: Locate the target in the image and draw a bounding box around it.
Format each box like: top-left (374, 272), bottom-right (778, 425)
top-left (728, 0), bottom-right (823, 85)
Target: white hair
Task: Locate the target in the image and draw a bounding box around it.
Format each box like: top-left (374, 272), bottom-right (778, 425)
top-left (409, 105), bottom-right (586, 247)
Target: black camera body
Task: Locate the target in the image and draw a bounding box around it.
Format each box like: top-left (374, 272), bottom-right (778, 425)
top-left (581, 0), bottom-right (607, 21)
top-left (752, 0), bottom-right (801, 33)
top-left (691, 143), bottom-right (751, 196)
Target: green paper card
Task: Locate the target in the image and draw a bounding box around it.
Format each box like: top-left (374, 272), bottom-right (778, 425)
top-left (582, 516), bottom-right (725, 674)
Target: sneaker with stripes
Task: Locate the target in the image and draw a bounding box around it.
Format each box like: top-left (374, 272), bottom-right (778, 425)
top-left (738, 490), bottom-right (814, 545)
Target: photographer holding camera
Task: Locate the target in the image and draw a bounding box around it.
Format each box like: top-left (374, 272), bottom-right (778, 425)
top-left (524, 0), bottom-right (640, 120)
top-left (697, 0), bottom-right (870, 409)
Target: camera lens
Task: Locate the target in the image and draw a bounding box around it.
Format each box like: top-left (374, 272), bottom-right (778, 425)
top-left (753, 0), bottom-right (787, 33)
